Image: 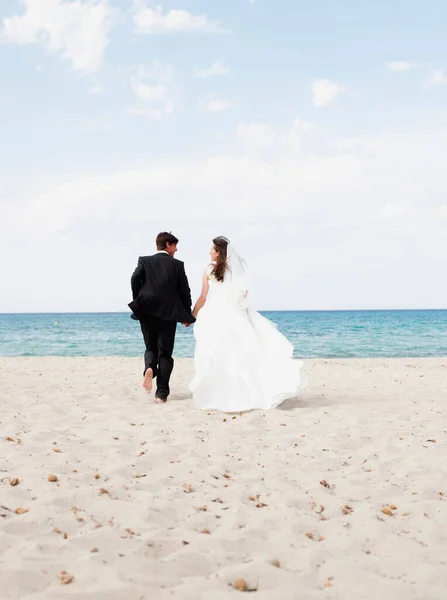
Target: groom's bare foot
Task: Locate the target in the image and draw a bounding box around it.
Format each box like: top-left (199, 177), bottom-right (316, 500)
top-left (142, 368), bottom-right (153, 393)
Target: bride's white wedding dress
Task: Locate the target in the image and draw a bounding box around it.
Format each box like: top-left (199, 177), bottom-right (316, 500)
top-left (189, 247), bottom-right (306, 412)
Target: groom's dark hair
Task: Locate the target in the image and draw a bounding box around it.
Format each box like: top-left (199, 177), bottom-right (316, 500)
top-left (156, 231), bottom-right (179, 250)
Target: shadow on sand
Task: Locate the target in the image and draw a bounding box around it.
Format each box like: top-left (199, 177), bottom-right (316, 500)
top-left (277, 392), bottom-right (351, 411)
top-left (169, 392), bottom-right (192, 402)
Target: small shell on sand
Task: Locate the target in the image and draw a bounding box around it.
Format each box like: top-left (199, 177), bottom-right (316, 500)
top-left (15, 508), bottom-right (29, 515)
top-left (60, 571), bottom-right (74, 585)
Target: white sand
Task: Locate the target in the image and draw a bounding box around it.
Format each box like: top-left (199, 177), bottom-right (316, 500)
top-left (1, 357), bottom-right (447, 600)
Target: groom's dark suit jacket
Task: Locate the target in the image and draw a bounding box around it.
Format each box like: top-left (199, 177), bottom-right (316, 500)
top-left (129, 252), bottom-right (195, 323)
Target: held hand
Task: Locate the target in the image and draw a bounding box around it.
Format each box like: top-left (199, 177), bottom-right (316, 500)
top-left (182, 322), bottom-right (192, 327)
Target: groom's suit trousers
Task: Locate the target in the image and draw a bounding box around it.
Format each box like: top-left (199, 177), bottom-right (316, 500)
top-left (139, 316), bottom-right (177, 399)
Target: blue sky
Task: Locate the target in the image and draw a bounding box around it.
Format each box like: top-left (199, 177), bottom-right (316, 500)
top-left (1, 0), bottom-right (447, 312)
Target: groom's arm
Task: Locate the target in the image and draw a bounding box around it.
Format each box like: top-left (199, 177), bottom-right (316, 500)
top-left (177, 262), bottom-right (192, 311)
top-left (130, 257), bottom-right (145, 299)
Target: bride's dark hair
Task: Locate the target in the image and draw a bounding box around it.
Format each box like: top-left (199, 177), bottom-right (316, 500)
top-left (212, 236), bottom-right (229, 282)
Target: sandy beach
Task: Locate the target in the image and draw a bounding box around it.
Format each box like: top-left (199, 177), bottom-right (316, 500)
top-left (1, 356), bottom-right (447, 599)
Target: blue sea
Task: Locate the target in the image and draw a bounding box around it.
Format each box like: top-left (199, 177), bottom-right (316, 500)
top-left (0, 311), bottom-right (446, 358)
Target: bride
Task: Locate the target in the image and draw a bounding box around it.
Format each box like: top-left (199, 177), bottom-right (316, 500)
top-left (188, 236), bottom-right (306, 412)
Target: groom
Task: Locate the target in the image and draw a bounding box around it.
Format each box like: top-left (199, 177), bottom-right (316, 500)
top-left (129, 232), bottom-right (195, 403)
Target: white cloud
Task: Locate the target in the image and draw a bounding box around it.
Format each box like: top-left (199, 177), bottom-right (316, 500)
top-left (381, 202), bottom-right (407, 218)
top-left (129, 62), bottom-right (176, 120)
top-left (285, 118), bottom-right (318, 148)
top-left (195, 60), bottom-right (230, 78)
top-left (3, 119), bottom-right (447, 311)
top-left (202, 94), bottom-right (232, 112)
top-left (426, 69), bottom-right (447, 86)
top-left (133, 1), bottom-right (227, 34)
top-left (237, 123), bottom-right (279, 152)
top-left (82, 115), bottom-right (112, 131)
top-left (236, 119), bottom-right (319, 155)
top-left (386, 61), bottom-right (419, 72)
top-left (129, 105), bottom-right (174, 121)
top-left (11, 120), bottom-right (359, 235)
top-left (387, 62), bottom-right (447, 89)
top-left (401, 183), bottom-right (424, 196)
top-left (312, 79), bottom-right (346, 108)
top-left (15, 120), bottom-right (446, 236)
top-left (89, 84), bottom-right (104, 95)
top-left (0, 0), bottom-right (115, 73)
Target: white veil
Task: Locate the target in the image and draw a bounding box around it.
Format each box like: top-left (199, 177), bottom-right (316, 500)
top-left (225, 241), bottom-right (250, 307)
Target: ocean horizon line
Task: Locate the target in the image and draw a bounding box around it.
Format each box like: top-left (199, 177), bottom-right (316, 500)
top-left (1, 308), bottom-right (447, 316)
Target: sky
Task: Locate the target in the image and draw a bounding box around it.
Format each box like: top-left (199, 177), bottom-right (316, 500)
top-left (1, 0), bottom-right (447, 312)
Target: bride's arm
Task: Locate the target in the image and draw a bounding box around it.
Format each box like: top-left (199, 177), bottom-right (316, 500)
top-left (192, 271), bottom-right (209, 318)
